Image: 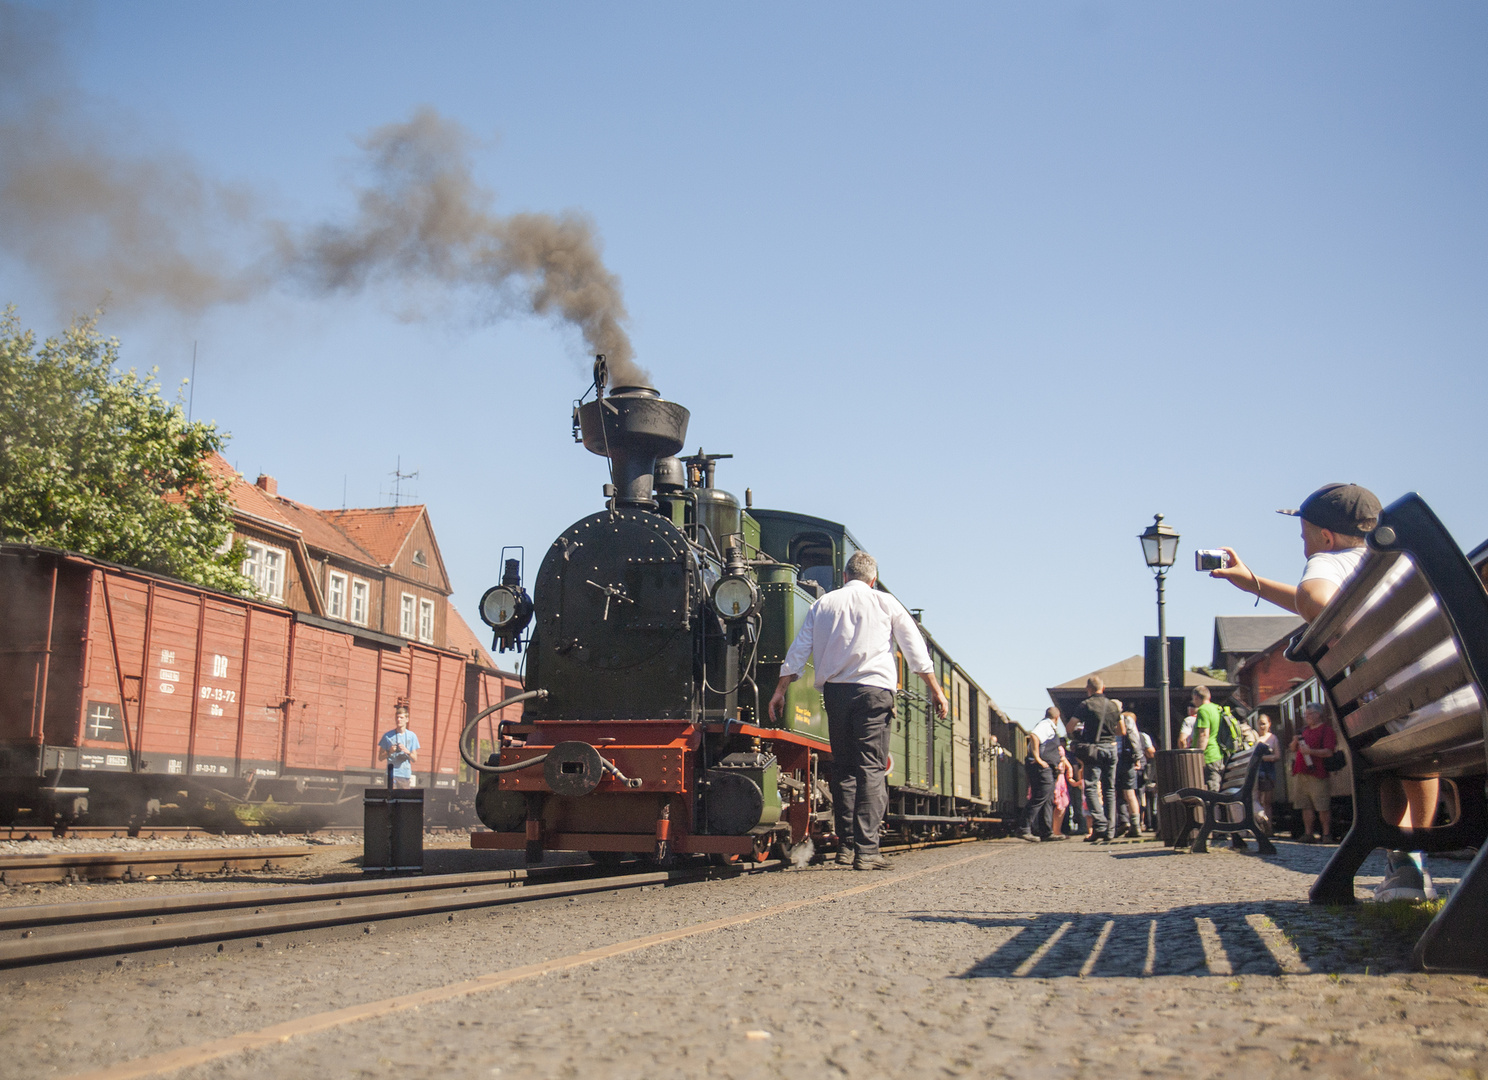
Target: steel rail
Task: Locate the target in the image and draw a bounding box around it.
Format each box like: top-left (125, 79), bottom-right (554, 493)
top-left (0, 860), bottom-right (782, 969)
top-left (0, 867), bottom-right (539, 930)
top-left (0, 846), bottom-right (315, 885)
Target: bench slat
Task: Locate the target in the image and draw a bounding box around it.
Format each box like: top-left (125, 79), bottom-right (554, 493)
top-left (1341, 645), bottom-right (1469, 739)
top-left (1293, 548), bottom-right (1408, 669)
top-left (1332, 602), bottom-right (1452, 710)
top-left (1315, 562), bottom-right (1430, 680)
top-left (1356, 685), bottom-right (1485, 771)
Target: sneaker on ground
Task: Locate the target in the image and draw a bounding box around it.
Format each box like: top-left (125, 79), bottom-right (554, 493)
top-left (1373, 863), bottom-right (1438, 902)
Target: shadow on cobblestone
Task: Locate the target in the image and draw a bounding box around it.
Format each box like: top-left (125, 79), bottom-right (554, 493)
top-left (914, 901), bottom-right (1418, 979)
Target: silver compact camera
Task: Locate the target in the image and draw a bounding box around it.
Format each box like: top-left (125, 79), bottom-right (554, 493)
top-left (1195, 549), bottom-right (1231, 571)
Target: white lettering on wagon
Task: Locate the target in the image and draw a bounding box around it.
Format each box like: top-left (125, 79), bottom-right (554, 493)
top-left (199, 686), bottom-right (237, 703)
top-left (159, 669), bottom-right (179, 682)
top-left (160, 649), bottom-right (175, 665)
top-left (212, 654), bottom-right (230, 678)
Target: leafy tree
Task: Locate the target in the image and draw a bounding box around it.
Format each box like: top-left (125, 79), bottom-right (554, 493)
top-left (0, 306), bottom-right (247, 592)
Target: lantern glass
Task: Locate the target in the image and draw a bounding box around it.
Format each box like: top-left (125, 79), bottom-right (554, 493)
top-left (1139, 514), bottom-right (1180, 569)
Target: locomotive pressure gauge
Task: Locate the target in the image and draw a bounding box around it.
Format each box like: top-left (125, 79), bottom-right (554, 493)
top-left (710, 576), bottom-right (758, 621)
top-left (480, 585), bottom-right (521, 628)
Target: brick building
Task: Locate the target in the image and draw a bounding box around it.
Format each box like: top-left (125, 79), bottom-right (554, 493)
top-left (209, 455), bottom-right (490, 663)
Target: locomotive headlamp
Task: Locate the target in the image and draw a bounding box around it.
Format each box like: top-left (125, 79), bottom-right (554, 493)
top-left (480, 585), bottom-right (521, 628)
top-left (480, 556), bottom-right (536, 653)
top-left (710, 576), bottom-right (758, 621)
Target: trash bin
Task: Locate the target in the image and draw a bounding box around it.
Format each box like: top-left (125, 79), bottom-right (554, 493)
top-left (364, 786), bottom-right (424, 873)
top-left (1153, 749), bottom-right (1204, 846)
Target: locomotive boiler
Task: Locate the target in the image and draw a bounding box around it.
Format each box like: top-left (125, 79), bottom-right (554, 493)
top-left (466, 365), bottom-right (1021, 863)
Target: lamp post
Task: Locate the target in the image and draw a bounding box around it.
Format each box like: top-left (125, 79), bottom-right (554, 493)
top-left (1139, 513), bottom-right (1181, 750)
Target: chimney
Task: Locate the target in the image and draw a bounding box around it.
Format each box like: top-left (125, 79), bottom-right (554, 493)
top-left (255, 475), bottom-right (278, 496)
top-left (575, 385), bottom-right (689, 509)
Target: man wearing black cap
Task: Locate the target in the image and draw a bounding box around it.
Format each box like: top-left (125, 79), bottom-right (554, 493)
top-left (1210, 483), bottom-right (1438, 902)
top-left (1209, 482), bottom-right (1380, 621)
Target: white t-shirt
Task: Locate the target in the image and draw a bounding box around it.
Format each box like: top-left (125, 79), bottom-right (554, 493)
top-left (1299, 547), bottom-right (1367, 590)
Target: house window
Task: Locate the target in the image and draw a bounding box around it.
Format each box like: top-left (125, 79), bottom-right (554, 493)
top-left (326, 571), bottom-right (347, 619)
top-left (350, 579), bottom-right (369, 626)
top-left (418, 598), bottom-right (435, 643)
top-left (400, 593), bottom-right (416, 637)
top-left (412, 548), bottom-right (428, 568)
top-left (242, 541), bottom-right (286, 600)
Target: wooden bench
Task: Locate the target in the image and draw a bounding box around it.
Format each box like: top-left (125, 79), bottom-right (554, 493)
top-left (1162, 747), bottom-right (1276, 855)
top-left (1285, 492), bottom-right (1488, 973)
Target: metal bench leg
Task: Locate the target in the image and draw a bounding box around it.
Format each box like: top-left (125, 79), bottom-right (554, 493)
top-left (1310, 776), bottom-right (1385, 905)
top-left (1191, 812), bottom-right (1214, 855)
top-left (1415, 845), bottom-right (1488, 974)
top-left (1251, 822), bottom-right (1277, 856)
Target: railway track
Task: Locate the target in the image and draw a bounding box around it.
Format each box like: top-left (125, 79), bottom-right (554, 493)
top-left (0, 846), bottom-right (316, 885)
top-left (0, 858), bottom-right (782, 968)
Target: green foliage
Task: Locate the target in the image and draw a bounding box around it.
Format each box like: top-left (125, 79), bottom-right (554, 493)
top-left (0, 306), bottom-right (248, 593)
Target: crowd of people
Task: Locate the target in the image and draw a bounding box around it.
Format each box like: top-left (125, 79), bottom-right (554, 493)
top-left (1017, 677), bottom-right (1158, 843)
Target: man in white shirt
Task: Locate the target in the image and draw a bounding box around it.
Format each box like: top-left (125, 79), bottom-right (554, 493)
top-left (769, 552), bottom-right (949, 871)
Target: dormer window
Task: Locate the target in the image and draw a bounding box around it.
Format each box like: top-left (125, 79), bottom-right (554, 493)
top-left (412, 549), bottom-right (428, 568)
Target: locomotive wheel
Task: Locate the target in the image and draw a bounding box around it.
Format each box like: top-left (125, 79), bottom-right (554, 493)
top-left (708, 852), bottom-right (741, 866)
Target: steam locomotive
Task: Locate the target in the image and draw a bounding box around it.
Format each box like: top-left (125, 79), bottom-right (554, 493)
top-left (466, 365), bottom-right (1023, 862)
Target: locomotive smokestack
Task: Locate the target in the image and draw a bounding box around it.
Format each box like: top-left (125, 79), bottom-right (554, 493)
top-left (576, 384), bottom-right (689, 509)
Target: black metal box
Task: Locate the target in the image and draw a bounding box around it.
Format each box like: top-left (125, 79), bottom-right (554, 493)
top-left (363, 787), bottom-right (424, 873)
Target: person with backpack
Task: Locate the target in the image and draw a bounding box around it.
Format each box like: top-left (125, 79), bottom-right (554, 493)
top-left (1191, 686), bottom-right (1231, 792)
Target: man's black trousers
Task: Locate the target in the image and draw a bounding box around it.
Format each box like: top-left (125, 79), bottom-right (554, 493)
top-left (1083, 743), bottom-right (1118, 839)
top-left (822, 682), bottom-right (894, 856)
top-left (1023, 763), bottom-right (1055, 838)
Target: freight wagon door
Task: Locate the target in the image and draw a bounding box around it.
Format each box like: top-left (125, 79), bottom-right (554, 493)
top-left (189, 598), bottom-right (287, 784)
top-left (286, 624), bottom-right (351, 772)
top-left (374, 648), bottom-right (412, 769)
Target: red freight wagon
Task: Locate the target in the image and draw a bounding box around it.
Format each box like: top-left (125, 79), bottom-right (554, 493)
top-left (0, 544), bottom-right (505, 827)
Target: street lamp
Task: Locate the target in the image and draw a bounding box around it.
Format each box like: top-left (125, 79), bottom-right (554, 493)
top-left (1139, 513), bottom-right (1181, 750)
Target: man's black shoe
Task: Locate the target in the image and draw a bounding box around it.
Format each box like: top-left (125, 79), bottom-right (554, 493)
top-left (1125, 826), bottom-right (1143, 839)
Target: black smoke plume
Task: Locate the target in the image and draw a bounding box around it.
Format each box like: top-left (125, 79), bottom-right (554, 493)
top-left (0, 3), bottom-right (644, 383)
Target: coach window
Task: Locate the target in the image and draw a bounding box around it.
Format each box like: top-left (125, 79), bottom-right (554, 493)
top-left (242, 541), bottom-right (286, 601)
top-left (350, 579), bottom-right (369, 626)
top-left (418, 598), bottom-right (435, 643)
top-left (326, 571), bottom-right (348, 619)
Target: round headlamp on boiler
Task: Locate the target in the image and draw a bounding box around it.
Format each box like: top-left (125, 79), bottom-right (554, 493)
top-left (710, 575), bottom-right (759, 622)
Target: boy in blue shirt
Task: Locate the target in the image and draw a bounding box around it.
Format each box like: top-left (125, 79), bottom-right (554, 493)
top-left (378, 703), bottom-right (421, 789)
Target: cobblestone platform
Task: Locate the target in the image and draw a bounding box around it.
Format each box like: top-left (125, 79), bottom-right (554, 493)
top-left (2, 836), bottom-right (1485, 1079)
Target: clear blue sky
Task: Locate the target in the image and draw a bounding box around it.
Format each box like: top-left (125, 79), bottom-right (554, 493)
top-left (3, 2), bottom-right (1485, 727)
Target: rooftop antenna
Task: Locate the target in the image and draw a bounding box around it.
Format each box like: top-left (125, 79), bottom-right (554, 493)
top-left (342, 474), bottom-right (348, 511)
top-left (187, 341), bottom-right (197, 421)
top-left (389, 456), bottom-right (419, 507)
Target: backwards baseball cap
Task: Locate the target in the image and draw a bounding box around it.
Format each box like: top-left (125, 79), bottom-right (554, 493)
top-left (1277, 483), bottom-right (1381, 537)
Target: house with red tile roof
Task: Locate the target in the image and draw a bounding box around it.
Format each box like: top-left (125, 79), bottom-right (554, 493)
top-left (212, 455), bottom-right (492, 664)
